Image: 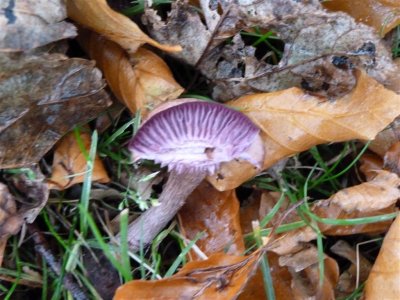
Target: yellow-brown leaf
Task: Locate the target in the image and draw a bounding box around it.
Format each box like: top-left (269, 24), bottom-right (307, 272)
top-left (67, 0), bottom-right (181, 54)
top-left (48, 130), bottom-right (110, 190)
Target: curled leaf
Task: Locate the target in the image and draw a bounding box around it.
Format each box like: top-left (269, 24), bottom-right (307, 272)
top-left (365, 214), bottom-right (400, 299)
top-left (210, 71), bottom-right (400, 191)
top-left (67, 0), bottom-right (181, 54)
top-left (48, 129), bottom-right (110, 190)
top-left (78, 30), bottom-right (184, 115)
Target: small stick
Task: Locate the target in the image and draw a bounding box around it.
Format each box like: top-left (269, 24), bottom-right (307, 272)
top-left (27, 224), bottom-right (88, 300)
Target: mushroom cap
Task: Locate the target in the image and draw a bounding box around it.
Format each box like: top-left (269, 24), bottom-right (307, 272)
top-left (129, 100), bottom-right (263, 174)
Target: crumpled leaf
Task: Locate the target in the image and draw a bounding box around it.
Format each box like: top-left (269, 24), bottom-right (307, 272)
top-left (0, 183), bottom-right (22, 238)
top-left (365, 214), bottom-right (400, 299)
top-left (178, 181), bottom-right (245, 259)
top-left (67, 0), bottom-right (181, 54)
top-left (78, 30), bottom-right (184, 115)
top-left (114, 252), bottom-right (260, 300)
top-left (1, 166), bottom-right (49, 239)
top-left (271, 170), bottom-right (400, 255)
top-left (209, 71), bottom-right (400, 191)
top-left (0, 54), bottom-right (111, 168)
top-left (0, 0), bottom-right (76, 52)
top-left (323, 0), bottom-right (400, 36)
top-left (330, 240), bottom-right (372, 298)
top-left (359, 153), bottom-right (384, 181)
top-left (144, 0), bottom-right (400, 101)
top-left (383, 141), bottom-right (400, 175)
top-left (368, 117), bottom-right (400, 157)
top-left (47, 129), bottom-right (110, 190)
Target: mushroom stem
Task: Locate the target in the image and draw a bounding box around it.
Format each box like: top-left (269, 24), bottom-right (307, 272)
top-left (123, 168), bottom-right (206, 252)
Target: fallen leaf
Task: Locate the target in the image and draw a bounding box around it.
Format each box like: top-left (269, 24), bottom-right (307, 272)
top-left (210, 71), bottom-right (400, 190)
top-left (359, 153), bottom-right (384, 181)
top-left (78, 30), bottom-right (184, 115)
top-left (0, 54), bottom-right (110, 168)
top-left (144, 0), bottom-right (400, 100)
top-left (114, 252), bottom-right (260, 300)
top-left (0, 183), bottom-right (22, 238)
top-left (66, 0), bottom-right (181, 54)
top-left (239, 191), bottom-right (262, 235)
top-left (279, 245), bottom-right (339, 300)
top-left (271, 170), bottom-right (400, 255)
top-left (47, 129), bottom-right (110, 190)
top-left (368, 117), bottom-right (400, 157)
top-left (384, 141), bottom-right (400, 175)
top-left (365, 214), bottom-right (400, 299)
top-left (0, 236), bottom-right (8, 267)
top-left (178, 181), bottom-right (245, 259)
top-left (0, 0), bottom-right (76, 52)
top-left (323, 0), bottom-right (400, 36)
top-left (330, 240), bottom-right (372, 298)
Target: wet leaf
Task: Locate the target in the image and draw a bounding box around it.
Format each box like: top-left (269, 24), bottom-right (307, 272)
top-left (178, 181), bottom-right (245, 259)
top-left (0, 0), bottom-right (76, 52)
top-left (0, 54), bottom-right (111, 168)
top-left (67, 0), bottom-right (181, 54)
top-left (210, 71), bottom-right (400, 190)
top-left (47, 129), bottom-right (110, 190)
top-left (78, 30), bottom-right (184, 115)
top-left (114, 252), bottom-right (260, 300)
top-left (365, 214), bottom-right (400, 299)
top-left (323, 0), bottom-right (400, 36)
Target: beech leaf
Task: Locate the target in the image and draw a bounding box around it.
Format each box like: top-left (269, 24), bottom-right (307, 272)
top-left (0, 54), bottom-right (111, 168)
top-left (66, 0), bottom-right (181, 54)
top-left (47, 129), bottom-right (110, 190)
top-left (209, 71), bottom-right (400, 191)
top-left (365, 214), bottom-right (400, 299)
top-left (78, 30), bottom-right (184, 115)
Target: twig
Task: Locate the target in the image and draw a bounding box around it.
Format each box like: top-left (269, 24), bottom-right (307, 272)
top-left (27, 224), bottom-right (88, 300)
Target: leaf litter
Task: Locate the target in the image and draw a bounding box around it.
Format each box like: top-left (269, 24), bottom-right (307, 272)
top-left (1, 0), bottom-right (400, 299)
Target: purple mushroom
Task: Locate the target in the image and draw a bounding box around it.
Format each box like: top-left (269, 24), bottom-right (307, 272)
top-left (124, 100), bottom-right (264, 251)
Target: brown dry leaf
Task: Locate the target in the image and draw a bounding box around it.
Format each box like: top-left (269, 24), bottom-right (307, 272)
top-left (323, 0), bottom-right (400, 36)
top-left (209, 71), bottom-right (400, 191)
top-left (78, 30), bottom-right (184, 115)
top-left (178, 181), bottom-right (245, 259)
top-left (0, 183), bottom-right (22, 238)
top-left (0, 0), bottom-right (76, 52)
top-left (144, 0), bottom-right (400, 101)
top-left (47, 129), bottom-right (110, 190)
top-left (330, 240), bottom-right (372, 298)
top-left (271, 170), bottom-right (400, 255)
top-left (384, 140), bottom-right (400, 175)
top-left (114, 252), bottom-right (260, 300)
top-left (368, 117), bottom-right (400, 157)
top-left (365, 214), bottom-right (400, 299)
top-left (359, 153), bottom-right (384, 181)
top-left (66, 0), bottom-right (181, 54)
top-left (0, 54), bottom-right (110, 168)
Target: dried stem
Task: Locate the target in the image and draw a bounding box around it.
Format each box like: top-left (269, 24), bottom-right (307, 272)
top-left (122, 169), bottom-right (206, 252)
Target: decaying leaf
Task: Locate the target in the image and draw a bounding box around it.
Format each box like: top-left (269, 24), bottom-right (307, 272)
top-left (0, 0), bottom-right (76, 52)
top-left (178, 181), bottom-right (245, 259)
top-left (383, 141), bottom-right (400, 175)
top-left (144, 0), bottom-right (400, 100)
top-left (78, 30), bottom-right (184, 115)
top-left (368, 117), bottom-right (400, 157)
top-left (365, 214), bottom-right (400, 299)
top-left (0, 54), bottom-right (110, 168)
top-left (66, 0), bottom-right (181, 54)
top-left (209, 71), bottom-right (400, 191)
top-left (359, 153), bottom-right (384, 181)
top-left (0, 183), bottom-right (22, 238)
top-left (271, 170), bottom-right (400, 255)
top-left (323, 0), bottom-right (400, 36)
top-left (330, 240), bottom-right (372, 298)
top-left (114, 252), bottom-right (260, 300)
top-left (47, 129), bottom-right (110, 190)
